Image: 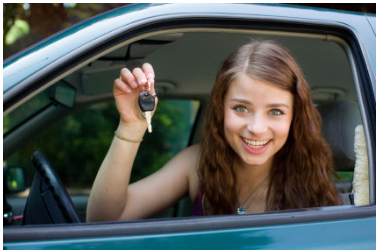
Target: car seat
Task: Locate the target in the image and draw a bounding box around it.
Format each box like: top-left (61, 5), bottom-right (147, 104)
top-left (317, 100), bottom-right (364, 205)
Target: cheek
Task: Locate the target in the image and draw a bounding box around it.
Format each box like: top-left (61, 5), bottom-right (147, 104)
top-left (223, 109), bottom-right (233, 138)
top-left (273, 118), bottom-right (292, 142)
top-left (224, 109), bottom-right (244, 133)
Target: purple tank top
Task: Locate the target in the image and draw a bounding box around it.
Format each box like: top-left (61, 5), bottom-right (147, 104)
top-left (191, 189), bottom-right (205, 216)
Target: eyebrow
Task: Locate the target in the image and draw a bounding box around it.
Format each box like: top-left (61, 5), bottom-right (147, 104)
top-left (230, 98), bottom-right (290, 109)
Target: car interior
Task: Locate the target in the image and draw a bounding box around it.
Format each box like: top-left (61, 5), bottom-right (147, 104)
top-left (3, 28), bottom-right (369, 225)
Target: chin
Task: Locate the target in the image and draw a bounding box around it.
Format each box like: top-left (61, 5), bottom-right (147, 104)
top-left (242, 156), bottom-right (269, 167)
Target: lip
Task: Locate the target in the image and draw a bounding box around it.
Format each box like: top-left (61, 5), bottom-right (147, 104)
top-left (241, 137), bottom-right (271, 154)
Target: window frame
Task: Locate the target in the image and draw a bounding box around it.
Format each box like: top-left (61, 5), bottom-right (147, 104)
top-left (4, 205), bottom-right (376, 242)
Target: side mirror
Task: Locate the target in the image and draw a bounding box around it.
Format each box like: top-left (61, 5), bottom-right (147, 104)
top-left (3, 166), bottom-right (27, 194)
top-left (50, 81), bottom-right (76, 109)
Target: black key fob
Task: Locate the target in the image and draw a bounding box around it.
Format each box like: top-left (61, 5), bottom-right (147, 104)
top-left (139, 91), bottom-right (155, 112)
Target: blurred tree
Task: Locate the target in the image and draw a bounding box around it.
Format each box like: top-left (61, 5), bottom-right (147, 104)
top-left (3, 3), bottom-right (128, 59)
top-left (3, 3), bottom-right (23, 57)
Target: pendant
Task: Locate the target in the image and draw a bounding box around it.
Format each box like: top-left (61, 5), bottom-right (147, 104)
top-left (237, 207), bottom-right (247, 214)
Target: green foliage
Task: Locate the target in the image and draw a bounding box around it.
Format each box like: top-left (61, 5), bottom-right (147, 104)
top-left (132, 100), bottom-right (194, 183)
top-left (336, 171), bottom-right (354, 183)
top-left (5, 19), bottom-right (29, 45)
top-left (3, 3), bottom-right (24, 49)
top-left (3, 3), bottom-right (129, 59)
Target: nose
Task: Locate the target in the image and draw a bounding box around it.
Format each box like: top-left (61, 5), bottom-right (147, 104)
top-left (247, 113), bottom-right (268, 135)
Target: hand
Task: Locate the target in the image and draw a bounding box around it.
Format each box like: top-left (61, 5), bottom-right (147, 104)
top-left (113, 63), bottom-right (158, 127)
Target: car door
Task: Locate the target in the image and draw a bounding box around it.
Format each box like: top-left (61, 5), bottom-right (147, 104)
top-left (4, 4), bottom-right (376, 249)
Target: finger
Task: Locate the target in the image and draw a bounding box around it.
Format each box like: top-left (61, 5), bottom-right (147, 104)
top-left (142, 62), bottom-right (155, 81)
top-left (120, 68), bottom-right (139, 89)
top-left (149, 80), bottom-right (158, 112)
top-left (132, 67), bottom-right (148, 87)
top-left (148, 78), bottom-right (156, 95)
top-left (150, 92), bottom-right (158, 114)
top-left (114, 78), bottom-right (132, 94)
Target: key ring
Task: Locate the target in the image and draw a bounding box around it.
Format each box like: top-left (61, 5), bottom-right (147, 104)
top-left (143, 81), bottom-right (151, 92)
top-left (142, 81), bottom-right (157, 98)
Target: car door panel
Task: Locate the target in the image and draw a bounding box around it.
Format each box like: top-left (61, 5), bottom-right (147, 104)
top-left (4, 215), bottom-right (376, 249)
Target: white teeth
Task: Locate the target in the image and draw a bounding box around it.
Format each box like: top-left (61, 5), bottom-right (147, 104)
top-left (242, 138), bottom-right (269, 148)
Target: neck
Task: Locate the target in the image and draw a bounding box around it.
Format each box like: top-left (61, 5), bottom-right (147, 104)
top-left (235, 157), bottom-right (272, 189)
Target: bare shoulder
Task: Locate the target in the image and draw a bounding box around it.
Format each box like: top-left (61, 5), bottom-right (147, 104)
top-left (174, 144), bottom-right (201, 173)
top-left (155, 143), bottom-right (201, 180)
top-left (177, 143), bottom-right (201, 161)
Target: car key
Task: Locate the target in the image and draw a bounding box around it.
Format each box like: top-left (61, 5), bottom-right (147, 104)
top-left (138, 82), bottom-right (155, 133)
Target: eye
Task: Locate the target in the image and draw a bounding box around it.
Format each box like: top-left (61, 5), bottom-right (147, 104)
top-left (233, 105), bottom-right (248, 113)
top-left (269, 109), bottom-right (283, 116)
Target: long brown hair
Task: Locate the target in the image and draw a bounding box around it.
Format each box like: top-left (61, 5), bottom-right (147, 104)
top-left (198, 40), bottom-right (341, 215)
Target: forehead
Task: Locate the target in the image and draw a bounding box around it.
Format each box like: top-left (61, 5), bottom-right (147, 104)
top-left (226, 74), bottom-right (293, 105)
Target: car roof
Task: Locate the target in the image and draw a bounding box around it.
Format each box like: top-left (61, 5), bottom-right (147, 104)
top-left (3, 3), bottom-right (375, 94)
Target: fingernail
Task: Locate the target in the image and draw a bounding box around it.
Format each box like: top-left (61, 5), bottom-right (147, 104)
top-left (132, 81), bottom-right (139, 88)
top-left (139, 79), bottom-right (147, 85)
top-left (147, 73), bottom-right (154, 79)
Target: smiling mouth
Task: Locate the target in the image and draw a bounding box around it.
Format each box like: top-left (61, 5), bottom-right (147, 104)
top-left (241, 137), bottom-right (270, 149)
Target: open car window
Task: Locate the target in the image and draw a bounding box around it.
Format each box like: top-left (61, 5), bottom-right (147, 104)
top-left (4, 29), bottom-right (370, 222)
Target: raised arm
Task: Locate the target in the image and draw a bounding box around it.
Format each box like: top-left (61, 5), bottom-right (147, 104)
top-left (86, 63), bottom-right (199, 222)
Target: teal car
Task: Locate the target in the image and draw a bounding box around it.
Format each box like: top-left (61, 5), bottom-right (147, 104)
top-left (3, 3), bottom-right (376, 249)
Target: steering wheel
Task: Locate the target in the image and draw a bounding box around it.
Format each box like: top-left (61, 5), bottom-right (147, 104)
top-left (22, 151), bottom-right (80, 224)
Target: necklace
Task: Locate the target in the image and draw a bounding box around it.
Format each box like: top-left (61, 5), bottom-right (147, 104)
top-left (237, 176), bottom-right (269, 215)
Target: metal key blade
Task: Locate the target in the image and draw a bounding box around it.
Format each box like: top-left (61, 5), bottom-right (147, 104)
top-left (144, 111), bottom-right (152, 133)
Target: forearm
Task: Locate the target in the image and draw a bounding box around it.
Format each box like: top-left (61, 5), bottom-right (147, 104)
top-left (87, 64), bottom-right (155, 222)
top-left (86, 122), bottom-right (146, 222)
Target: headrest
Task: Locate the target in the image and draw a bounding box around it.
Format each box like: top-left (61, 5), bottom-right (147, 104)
top-left (317, 101), bottom-right (362, 171)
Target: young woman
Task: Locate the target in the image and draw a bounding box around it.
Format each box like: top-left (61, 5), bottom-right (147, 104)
top-left (87, 40), bottom-right (341, 222)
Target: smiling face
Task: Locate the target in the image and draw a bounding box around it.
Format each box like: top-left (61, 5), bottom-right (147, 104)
top-left (224, 73), bottom-right (293, 170)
